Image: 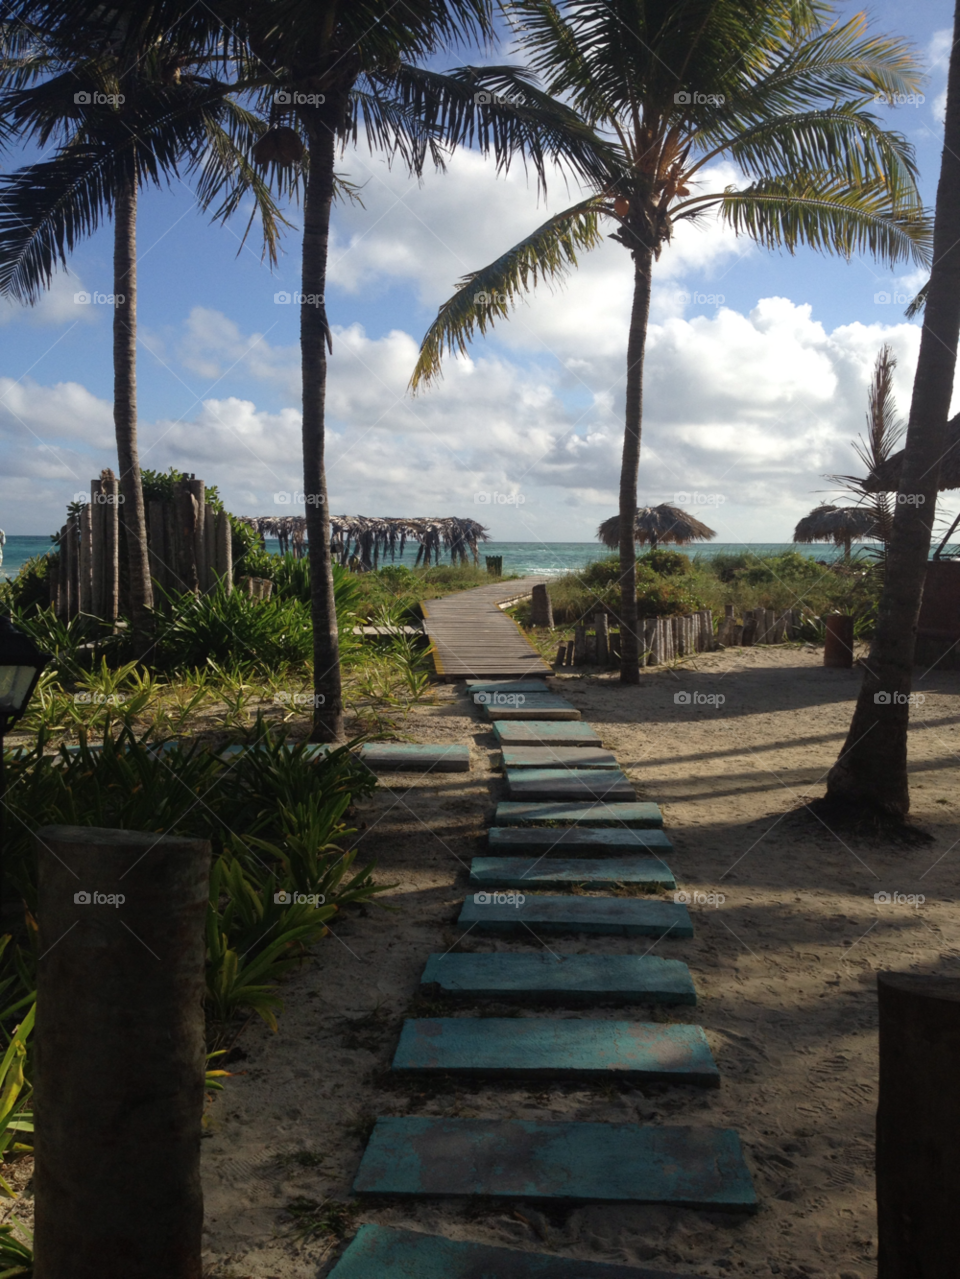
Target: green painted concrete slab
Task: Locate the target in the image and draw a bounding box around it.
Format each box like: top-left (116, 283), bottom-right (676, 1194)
top-left (470, 857), bottom-right (676, 890)
top-left (327, 1224), bottom-right (707, 1279)
top-left (359, 743), bottom-right (470, 772)
top-left (502, 746), bottom-right (620, 769)
top-left (420, 953), bottom-right (697, 1006)
top-left (353, 1118), bottom-right (756, 1211)
top-left (495, 802), bottom-right (662, 829)
top-left (460, 895), bottom-right (692, 939)
top-left (484, 695), bottom-right (581, 722)
top-left (494, 720), bottom-right (601, 746)
top-left (392, 1018), bottom-right (719, 1086)
top-left (466, 680), bottom-right (550, 695)
top-left (488, 827), bottom-right (673, 855)
top-left (505, 768), bottom-right (634, 802)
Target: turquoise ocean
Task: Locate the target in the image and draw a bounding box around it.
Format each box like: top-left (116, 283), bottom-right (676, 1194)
top-left (4, 535), bottom-right (957, 582)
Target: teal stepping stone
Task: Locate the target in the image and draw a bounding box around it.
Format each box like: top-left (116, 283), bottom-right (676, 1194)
top-left (489, 827), bottom-right (673, 855)
top-left (494, 720), bottom-right (600, 746)
top-left (466, 679), bottom-right (549, 695)
top-left (459, 894), bottom-right (692, 939)
top-left (483, 695), bottom-right (580, 722)
top-left (392, 1018), bottom-right (719, 1086)
top-left (495, 801), bottom-right (662, 828)
top-left (327, 1224), bottom-right (708, 1279)
top-left (420, 953), bottom-right (696, 1006)
top-left (353, 1117), bottom-right (756, 1211)
top-left (502, 746), bottom-right (620, 769)
top-left (470, 857), bottom-right (676, 890)
top-left (505, 768), bottom-right (634, 802)
top-left (359, 743), bottom-right (470, 772)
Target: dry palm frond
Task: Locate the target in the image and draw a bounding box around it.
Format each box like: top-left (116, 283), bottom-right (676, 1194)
top-left (793, 503), bottom-right (877, 557)
top-left (236, 515), bottom-right (489, 569)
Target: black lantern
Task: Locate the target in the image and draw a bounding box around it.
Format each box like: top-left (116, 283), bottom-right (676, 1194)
top-left (0, 615), bottom-right (50, 920)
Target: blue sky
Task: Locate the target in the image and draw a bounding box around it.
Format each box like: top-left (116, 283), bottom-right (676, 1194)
top-left (1, 0), bottom-right (957, 546)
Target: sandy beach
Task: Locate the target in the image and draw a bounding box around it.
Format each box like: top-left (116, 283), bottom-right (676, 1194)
top-left (199, 643), bottom-right (960, 1279)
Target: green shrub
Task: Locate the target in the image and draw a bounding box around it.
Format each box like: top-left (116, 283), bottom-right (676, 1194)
top-left (152, 585), bottom-right (312, 674)
top-left (3, 553), bottom-right (52, 617)
top-left (637, 549), bottom-right (692, 577)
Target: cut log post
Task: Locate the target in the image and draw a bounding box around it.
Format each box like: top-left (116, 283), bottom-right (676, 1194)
top-left (564, 639), bottom-right (575, 667)
top-left (703, 609), bottom-right (714, 650)
top-left (176, 480), bottom-right (200, 595)
top-left (732, 623), bottom-right (744, 645)
top-left (763, 608), bottom-right (776, 643)
top-left (214, 510), bottom-right (232, 594)
top-left (203, 506), bottom-right (216, 592)
top-left (642, 618), bottom-right (655, 665)
top-left (530, 583), bottom-right (554, 629)
top-left (823, 614), bottom-right (854, 668)
top-left (79, 504), bottom-right (93, 615)
top-left (876, 973), bottom-right (960, 1278)
top-left (573, 624), bottom-right (586, 664)
top-left (650, 618), bottom-right (662, 665)
top-left (33, 825), bottom-right (211, 1279)
top-left (585, 632), bottom-right (598, 664)
top-left (594, 611), bottom-right (609, 665)
top-left (187, 478), bottom-right (205, 595)
top-left (90, 479), bottom-right (104, 618)
top-left (64, 517), bottom-right (77, 620)
top-left (554, 643), bottom-right (567, 668)
top-left (485, 555), bottom-right (502, 576)
top-left (163, 499), bottom-right (180, 595)
top-left (101, 473), bottom-right (120, 623)
top-left (48, 555), bottom-right (60, 615)
top-left (147, 502), bottom-right (166, 599)
top-left (741, 613), bottom-right (757, 647)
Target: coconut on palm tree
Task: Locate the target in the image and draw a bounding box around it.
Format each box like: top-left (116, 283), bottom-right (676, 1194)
top-left (0, 13), bottom-right (284, 642)
top-left (411, 0), bottom-right (930, 685)
top-left (598, 504), bottom-right (715, 552)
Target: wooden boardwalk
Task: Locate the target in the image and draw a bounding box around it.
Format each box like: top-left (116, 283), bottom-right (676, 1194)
top-left (421, 576), bottom-right (552, 680)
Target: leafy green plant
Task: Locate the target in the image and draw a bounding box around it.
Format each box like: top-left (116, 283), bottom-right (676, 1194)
top-left (0, 1006), bottom-right (34, 1198)
top-left (0, 1219), bottom-right (32, 1277)
top-left (283, 1195), bottom-right (359, 1242)
top-left (153, 585), bottom-right (313, 674)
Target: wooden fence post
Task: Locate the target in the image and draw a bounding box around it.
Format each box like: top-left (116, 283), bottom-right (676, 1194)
top-left (530, 583), bottom-right (554, 628)
top-left (203, 506), bottom-right (216, 592)
top-left (876, 973), bottom-right (960, 1277)
top-left (595, 611), bottom-right (609, 665)
top-left (573, 624), bottom-right (586, 665)
top-left (33, 825), bottom-right (211, 1279)
top-left (101, 472), bottom-right (119, 623)
top-left (215, 510), bottom-right (233, 594)
top-left (148, 501), bottom-right (166, 599)
top-left (187, 477), bottom-right (205, 594)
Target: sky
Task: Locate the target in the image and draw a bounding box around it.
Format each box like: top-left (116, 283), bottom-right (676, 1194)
top-left (1, 0), bottom-right (957, 546)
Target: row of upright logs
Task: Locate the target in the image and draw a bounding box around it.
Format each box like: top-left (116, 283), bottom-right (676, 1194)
top-left (716, 605), bottom-right (801, 647)
top-left (51, 473), bottom-right (233, 621)
top-left (555, 609), bottom-right (716, 668)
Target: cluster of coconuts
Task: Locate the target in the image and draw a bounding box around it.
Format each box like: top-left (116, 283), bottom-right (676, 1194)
top-left (253, 125), bottom-right (304, 166)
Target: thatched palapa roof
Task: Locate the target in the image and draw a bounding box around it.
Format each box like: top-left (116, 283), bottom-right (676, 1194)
top-left (864, 411), bottom-right (960, 492)
top-left (793, 504), bottom-right (877, 557)
top-left (237, 515), bottom-right (489, 569)
top-left (597, 504), bottom-right (717, 551)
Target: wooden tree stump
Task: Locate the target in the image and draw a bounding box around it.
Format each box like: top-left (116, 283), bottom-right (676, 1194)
top-left (33, 826), bottom-right (211, 1279)
top-left (876, 973), bottom-right (960, 1277)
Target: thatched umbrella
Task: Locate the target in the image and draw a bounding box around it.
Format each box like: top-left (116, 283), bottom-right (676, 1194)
top-left (793, 504), bottom-right (877, 558)
top-left (597, 504), bottom-right (717, 551)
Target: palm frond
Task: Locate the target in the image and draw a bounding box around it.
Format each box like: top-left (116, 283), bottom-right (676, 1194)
top-left (676, 176), bottom-right (931, 269)
top-left (905, 278), bottom-right (927, 318)
top-left (410, 194), bottom-right (606, 391)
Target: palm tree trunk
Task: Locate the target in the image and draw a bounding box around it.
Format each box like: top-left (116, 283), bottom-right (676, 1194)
top-left (302, 118), bottom-right (344, 741)
top-left (112, 167), bottom-right (154, 640)
top-left (618, 244), bottom-right (654, 683)
top-left (825, 0), bottom-right (960, 819)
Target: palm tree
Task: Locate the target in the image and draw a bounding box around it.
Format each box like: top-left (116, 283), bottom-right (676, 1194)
top-left (825, 2), bottom-right (960, 823)
top-left (0, 13), bottom-right (284, 643)
top-left (191, 0), bottom-right (610, 742)
top-left (411, 0), bottom-right (931, 684)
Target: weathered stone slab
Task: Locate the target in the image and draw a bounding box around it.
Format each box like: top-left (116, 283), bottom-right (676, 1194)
top-left (484, 695), bottom-right (580, 722)
top-left (470, 857), bottom-right (676, 890)
top-left (392, 1018), bottom-right (718, 1086)
top-left (494, 720), bottom-right (601, 746)
top-left (488, 827), bottom-right (673, 855)
top-left (502, 746), bottom-right (620, 769)
top-left (353, 1118), bottom-right (756, 1211)
top-left (505, 768), bottom-right (634, 802)
top-left (495, 802), bottom-right (662, 829)
top-left (466, 680), bottom-right (549, 696)
top-left (359, 743), bottom-right (470, 772)
top-left (327, 1224), bottom-right (707, 1279)
top-left (460, 895), bottom-right (692, 939)
top-left (420, 952), bottom-right (697, 1006)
